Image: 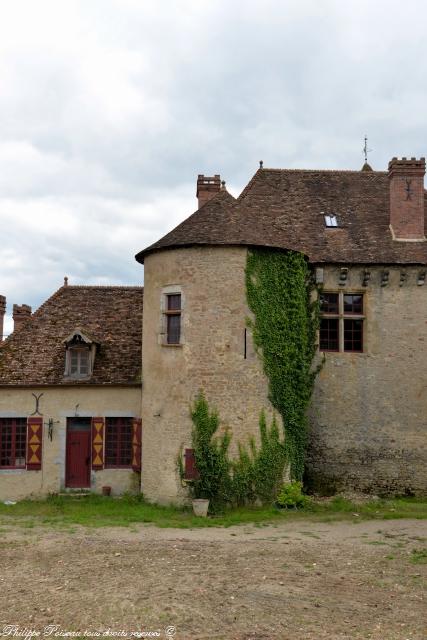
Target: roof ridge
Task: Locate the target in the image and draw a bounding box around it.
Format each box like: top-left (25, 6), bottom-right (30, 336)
top-left (196, 188), bottom-right (236, 212)
top-left (0, 285), bottom-right (65, 348)
top-left (237, 168), bottom-right (262, 202)
top-left (260, 168), bottom-right (387, 174)
top-left (65, 285), bottom-right (144, 289)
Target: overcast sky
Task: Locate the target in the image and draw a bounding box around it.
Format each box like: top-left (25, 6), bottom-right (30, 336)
top-left (1, 0), bottom-right (427, 335)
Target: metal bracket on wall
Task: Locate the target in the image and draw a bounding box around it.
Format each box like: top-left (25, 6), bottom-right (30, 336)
top-left (30, 393), bottom-right (44, 416)
top-left (46, 418), bottom-right (60, 441)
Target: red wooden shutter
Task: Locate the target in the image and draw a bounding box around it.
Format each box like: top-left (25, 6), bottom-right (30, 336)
top-left (26, 417), bottom-right (43, 470)
top-left (131, 418), bottom-right (142, 472)
top-left (91, 417), bottom-right (104, 470)
top-left (184, 448), bottom-right (199, 480)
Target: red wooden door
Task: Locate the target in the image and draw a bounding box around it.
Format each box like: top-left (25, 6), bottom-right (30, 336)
top-left (66, 429), bottom-right (91, 488)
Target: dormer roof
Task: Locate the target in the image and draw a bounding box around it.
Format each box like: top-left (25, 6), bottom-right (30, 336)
top-left (63, 328), bottom-right (99, 346)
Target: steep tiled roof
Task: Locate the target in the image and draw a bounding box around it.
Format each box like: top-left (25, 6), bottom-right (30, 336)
top-left (136, 168), bottom-right (427, 265)
top-left (0, 286), bottom-right (143, 386)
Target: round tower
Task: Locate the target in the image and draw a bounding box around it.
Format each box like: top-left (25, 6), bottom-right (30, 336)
top-left (137, 178), bottom-right (273, 504)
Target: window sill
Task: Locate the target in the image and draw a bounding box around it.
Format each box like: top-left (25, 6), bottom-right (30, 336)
top-left (0, 468), bottom-right (27, 473)
top-left (319, 350), bottom-right (368, 356)
top-left (104, 466), bottom-right (133, 470)
top-left (161, 343), bottom-right (183, 348)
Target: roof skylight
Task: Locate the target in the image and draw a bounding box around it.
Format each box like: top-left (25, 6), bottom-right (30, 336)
top-left (324, 214), bottom-right (339, 228)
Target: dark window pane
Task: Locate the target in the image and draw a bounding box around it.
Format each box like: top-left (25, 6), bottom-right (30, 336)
top-left (320, 293), bottom-right (339, 314)
top-left (0, 418), bottom-right (27, 468)
top-left (344, 294), bottom-right (363, 314)
top-left (344, 319), bottom-right (363, 352)
top-left (167, 294), bottom-right (181, 311)
top-left (105, 417), bottom-right (133, 467)
top-left (319, 318), bottom-right (339, 351)
top-left (167, 314), bottom-right (181, 344)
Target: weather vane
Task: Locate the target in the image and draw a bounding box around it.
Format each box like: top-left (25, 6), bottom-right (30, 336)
top-left (363, 135), bottom-right (372, 163)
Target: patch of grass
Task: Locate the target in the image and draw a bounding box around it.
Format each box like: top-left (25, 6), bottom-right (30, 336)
top-left (0, 494), bottom-right (426, 530)
top-left (410, 548), bottom-right (427, 564)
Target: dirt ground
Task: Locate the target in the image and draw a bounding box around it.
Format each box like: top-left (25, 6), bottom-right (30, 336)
top-left (0, 518), bottom-right (425, 640)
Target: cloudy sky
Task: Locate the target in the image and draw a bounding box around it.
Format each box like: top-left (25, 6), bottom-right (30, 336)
top-left (1, 0), bottom-right (426, 335)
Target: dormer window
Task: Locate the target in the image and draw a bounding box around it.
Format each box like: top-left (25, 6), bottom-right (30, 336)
top-left (70, 346), bottom-right (89, 377)
top-left (324, 214), bottom-right (339, 227)
top-left (63, 329), bottom-right (98, 379)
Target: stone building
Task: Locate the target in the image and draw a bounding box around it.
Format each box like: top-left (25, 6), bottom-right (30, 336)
top-left (0, 157), bottom-right (426, 501)
top-left (135, 159), bottom-right (427, 502)
top-left (0, 285), bottom-right (143, 501)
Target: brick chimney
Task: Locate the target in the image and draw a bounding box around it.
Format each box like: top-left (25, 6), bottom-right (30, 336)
top-left (13, 304), bottom-right (32, 332)
top-left (196, 174), bottom-right (221, 209)
top-left (388, 157), bottom-right (426, 241)
top-left (0, 296), bottom-right (5, 341)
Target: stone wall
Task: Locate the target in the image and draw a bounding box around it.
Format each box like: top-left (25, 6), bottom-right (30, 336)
top-left (306, 265), bottom-right (427, 496)
top-left (0, 386), bottom-right (141, 501)
top-left (142, 250), bottom-right (427, 502)
top-left (141, 246), bottom-right (274, 504)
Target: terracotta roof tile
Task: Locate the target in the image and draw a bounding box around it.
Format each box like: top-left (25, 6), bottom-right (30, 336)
top-left (0, 285), bottom-right (143, 386)
top-left (136, 168), bottom-right (427, 265)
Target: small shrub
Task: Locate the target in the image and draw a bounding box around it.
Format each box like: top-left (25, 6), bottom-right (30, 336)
top-left (190, 392), bottom-right (232, 511)
top-left (276, 481), bottom-right (311, 509)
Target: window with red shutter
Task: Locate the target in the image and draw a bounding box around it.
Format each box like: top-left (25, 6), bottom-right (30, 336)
top-left (105, 417), bottom-right (133, 468)
top-left (0, 418), bottom-right (27, 468)
top-left (26, 417), bottom-right (43, 470)
top-left (184, 448), bottom-right (199, 480)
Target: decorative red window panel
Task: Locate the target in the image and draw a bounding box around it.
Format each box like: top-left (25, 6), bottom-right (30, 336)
top-left (184, 448), bottom-right (199, 480)
top-left (166, 293), bottom-right (181, 344)
top-left (0, 418), bottom-right (27, 468)
top-left (105, 417), bottom-right (133, 467)
top-left (320, 293), bottom-right (339, 314)
top-left (319, 318), bottom-right (339, 351)
top-left (343, 294), bottom-right (363, 314)
top-left (344, 319), bottom-right (363, 352)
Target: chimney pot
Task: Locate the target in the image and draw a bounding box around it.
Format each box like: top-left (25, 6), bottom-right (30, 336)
top-left (196, 174), bottom-right (221, 209)
top-left (0, 295), bottom-right (6, 342)
top-left (388, 156), bottom-right (426, 241)
top-left (12, 303), bottom-right (32, 332)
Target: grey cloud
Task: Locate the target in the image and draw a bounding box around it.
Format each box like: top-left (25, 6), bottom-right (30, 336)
top-left (2, 0), bottom-right (427, 332)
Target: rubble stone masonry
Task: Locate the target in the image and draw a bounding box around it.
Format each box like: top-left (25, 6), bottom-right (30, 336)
top-left (142, 250), bottom-right (427, 502)
top-left (307, 265), bottom-right (427, 495)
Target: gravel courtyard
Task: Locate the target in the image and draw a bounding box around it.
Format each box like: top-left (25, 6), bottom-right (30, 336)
top-left (0, 518), bottom-right (426, 640)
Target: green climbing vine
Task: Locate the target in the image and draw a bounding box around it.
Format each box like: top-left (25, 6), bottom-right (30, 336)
top-left (245, 249), bottom-right (320, 481)
top-left (180, 393), bottom-right (287, 510)
top-left (188, 392), bottom-right (232, 511)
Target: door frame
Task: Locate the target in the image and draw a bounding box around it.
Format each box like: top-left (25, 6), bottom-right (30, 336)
top-left (65, 418), bottom-right (92, 488)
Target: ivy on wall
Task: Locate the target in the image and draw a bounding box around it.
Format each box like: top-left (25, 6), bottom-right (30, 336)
top-left (180, 394), bottom-right (287, 510)
top-left (245, 249), bottom-right (320, 480)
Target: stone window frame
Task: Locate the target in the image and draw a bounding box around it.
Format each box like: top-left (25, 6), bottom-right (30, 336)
top-left (319, 291), bottom-right (365, 353)
top-left (159, 285), bottom-right (185, 346)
